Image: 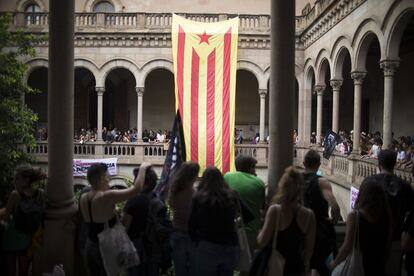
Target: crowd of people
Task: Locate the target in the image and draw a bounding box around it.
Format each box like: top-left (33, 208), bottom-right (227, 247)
top-left (1, 147), bottom-right (413, 276)
top-left (310, 129), bottom-right (414, 170)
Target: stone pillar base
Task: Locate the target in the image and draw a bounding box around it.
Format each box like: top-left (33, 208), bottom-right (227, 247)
top-left (36, 206), bottom-right (78, 276)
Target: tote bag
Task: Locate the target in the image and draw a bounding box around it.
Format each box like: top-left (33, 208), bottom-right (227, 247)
top-left (235, 198), bottom-right (252, 272)
top-left (332, 211), bottom-right (364, 276)
top-left (98, 221), bottom-right (140, 276)
top-left (249, 204), bottom-right (284, 276)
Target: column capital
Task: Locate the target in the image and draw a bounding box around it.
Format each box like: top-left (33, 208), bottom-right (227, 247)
top-left (330, 79), bottom-right (343, 90)
top-left (95, 86), bottom-right (105, 95)
top-left (258, 89), bottom-right (267, 96)
top-left (380, 60), bottom-right (399, 77)
top-left (313, 84), bottom-right (325, 96)
top-left (136, 87), bottom-right (144, 97)
top-left (350, 71), bottom-right (367, 85)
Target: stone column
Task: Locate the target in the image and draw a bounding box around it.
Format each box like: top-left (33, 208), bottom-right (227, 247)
top-left (303, 85), bottom-right (313, 146)
top-left (96, 87), bottom-right (105, 141)
top-left (330, 79), bottom-right (343, 133)
top-left (136, 87), bottom-right (144, 141)
top-left (314, 84), bottom-right (325, 144)
top-left (380, 60), bottom-right (399, 148)
top-left (41, 0), bottom-right (77, 275)
top-left (351, 71), bottom-right (366, 155)
top-left (259, 89), bottom-right (267, 143)
top-left (268, 0), bottom-right (295, 199)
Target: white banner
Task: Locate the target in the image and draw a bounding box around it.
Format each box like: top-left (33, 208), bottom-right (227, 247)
top-left (73, 158), bottom-right (118, 176)
top-left (350, 186), bottom-right (359, 209)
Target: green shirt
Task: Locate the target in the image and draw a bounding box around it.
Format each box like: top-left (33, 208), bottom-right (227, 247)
top-left (224, 171), bottom-right (265, 233)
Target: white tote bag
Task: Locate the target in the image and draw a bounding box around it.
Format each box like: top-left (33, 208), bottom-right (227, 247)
top-left (267, 204), bottom-right (285, 276)
top-left (98, 221), bottom-right (140, 276)
top-left (332, 211), bottom-right (364, 276)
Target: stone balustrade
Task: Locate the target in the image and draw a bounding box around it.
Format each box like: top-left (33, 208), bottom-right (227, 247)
top-left (6, 1), bottom-right (363, 37)
top-left (25, 142), bottom-right (413, 188)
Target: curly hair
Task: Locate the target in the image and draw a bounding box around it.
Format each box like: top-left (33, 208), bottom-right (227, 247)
top-left (272, 166), bottom-right (304, 205)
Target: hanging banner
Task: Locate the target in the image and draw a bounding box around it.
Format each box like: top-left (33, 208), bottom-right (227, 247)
top-left (172, 14), bottom-right (239, 173)
top-left (73, 158), bottom-right (118, 176)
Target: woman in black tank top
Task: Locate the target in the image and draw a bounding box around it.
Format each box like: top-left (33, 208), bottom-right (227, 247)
top-left (258, 166), bottom-right (316, 276)
top-left (79, 162), bottom-right (150, 276)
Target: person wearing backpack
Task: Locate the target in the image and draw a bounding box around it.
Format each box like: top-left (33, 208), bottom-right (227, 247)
top-left (362, 149), bottom-right (414, 276)
top-left (0, 165), bottom-right (47, 276)
top-left (122, 165), bottom-right (173, 276)
top-left (302, 149), bottom-right (340, 276)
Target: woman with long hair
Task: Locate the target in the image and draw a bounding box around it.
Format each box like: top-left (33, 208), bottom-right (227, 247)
top-left (79, 162), bottom-right (150, 276)
top-left (168, 161), bottom-right (200, 276)
top-left (257, 166), bottom-right (315, 276)
top-left (330, 178), bottom-right (392, 275)
top-left (188, 166), bottom-right (239, 276)
top-left (0, 165), bottom-right (47, 276)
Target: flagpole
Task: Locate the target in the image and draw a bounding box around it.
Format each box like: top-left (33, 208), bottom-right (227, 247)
top-left (267, 0), bottom-right (295, 200)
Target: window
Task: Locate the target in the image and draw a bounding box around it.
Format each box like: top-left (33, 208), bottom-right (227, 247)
top-left (93, 1), bottom-right (115, 12)
top-left (25, 4), bottom-right (41, 13)
top-left (25, 3), bottom-right (41, 25)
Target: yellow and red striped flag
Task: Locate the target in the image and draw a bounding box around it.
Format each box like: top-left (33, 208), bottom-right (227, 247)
top-left (172, 14), bottom-right (239, 174)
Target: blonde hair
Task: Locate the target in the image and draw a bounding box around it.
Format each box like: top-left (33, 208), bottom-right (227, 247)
top-left (272, 166), bottom-right (304, 205)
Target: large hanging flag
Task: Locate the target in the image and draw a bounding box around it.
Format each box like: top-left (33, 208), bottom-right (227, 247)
top-left (171, 14), bottom-right (239, 173)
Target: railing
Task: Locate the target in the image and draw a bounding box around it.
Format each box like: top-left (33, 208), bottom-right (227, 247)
top-left (8, 12), bottom-right (271, 34)
top-left (25, 141), bottom-right (267, 165)
top-left (7, 1), bottom-right (367, 41)
top-left (25, 142), bottom-right (413, 188)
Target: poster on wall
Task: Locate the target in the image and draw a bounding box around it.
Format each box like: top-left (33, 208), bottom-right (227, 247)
top-left (350, 186), bottom-right (359, 209)
top-left (73, 158), bottom-right (118, 177)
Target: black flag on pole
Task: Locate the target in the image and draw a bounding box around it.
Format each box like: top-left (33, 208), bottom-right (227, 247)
top-left (155, 111), bottom-right (186, 200)
top-left (322, 130), bottom-right (340, 160)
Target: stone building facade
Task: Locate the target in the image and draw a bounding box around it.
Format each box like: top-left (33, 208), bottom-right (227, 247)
top-left (2, 0), bottom-right (413, 148)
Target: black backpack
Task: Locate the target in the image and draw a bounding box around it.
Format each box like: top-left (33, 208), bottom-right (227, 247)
top-left (14, 189), bottom-right (45, 233)
top-left (144, 195), bottom-right (173, 273)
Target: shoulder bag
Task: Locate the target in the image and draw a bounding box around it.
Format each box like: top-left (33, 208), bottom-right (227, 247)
top-left (332, 211), bottom-right (364, 276)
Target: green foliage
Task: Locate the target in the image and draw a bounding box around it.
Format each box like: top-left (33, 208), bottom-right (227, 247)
top-left (0, 14), bottom-right (44, 204)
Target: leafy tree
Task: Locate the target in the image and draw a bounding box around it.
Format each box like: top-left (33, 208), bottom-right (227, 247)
top-left (0, 14), bottom-right (44, 204)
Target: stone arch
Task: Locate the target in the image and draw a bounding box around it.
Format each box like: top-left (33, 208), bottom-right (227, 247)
top-left (83, 0), bottom-right (123, 12)
top-left (352, 18), bottom-right (384, 70)
top-left (237, 60), bottom-right (266, 90)
top-left (383, 2), bottom-right (414, 59)
top-left (16, 0), bottom-right (47, 11)
top-left (109, 175), bottom-right (130, 188)
top-left (24, 58), bottom-right (48, 84)
top-left (74, 58), bottom-right (99, 82)
top-left (98, 58), bottom-right (139, 87)
top-left (263, 64), bottom-right (302, 89)
top-left (315, 49), bottom-right (331, 85)
top-left (331, 36), bottom-right (353, 79)
top-left (304, 63), bottom-right (315, 90)
top-left (138, 59), bottom-right (174, 88)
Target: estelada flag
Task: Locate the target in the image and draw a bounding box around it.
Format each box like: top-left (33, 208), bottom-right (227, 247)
top-left (171, 14), bottom-right (239, 173)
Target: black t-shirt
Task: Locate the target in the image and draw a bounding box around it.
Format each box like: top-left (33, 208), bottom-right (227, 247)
top-left (303, 172), bottom-right (329, 220)
top-left (188, 194), bottom-right (238, 246)
top-left (123, 194), bottom-right (150, 239)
